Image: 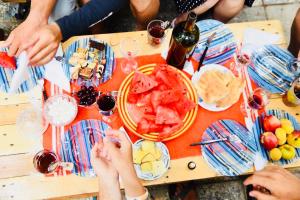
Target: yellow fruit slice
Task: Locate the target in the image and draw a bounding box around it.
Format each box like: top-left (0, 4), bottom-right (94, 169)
top-left (141, 140), bottom-right (156, 154)
top-left (142, 153), bottom-right (156, 163)
top-left (153, 148), bottom-right (162, 160)
top-left (133, 149), bottom-right (148, 164)
top-left (141, 162), bottom-right (153, 173)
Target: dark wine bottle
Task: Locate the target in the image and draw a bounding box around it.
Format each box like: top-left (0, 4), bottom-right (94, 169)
top-left (166, 12), bottom-right (199, 70)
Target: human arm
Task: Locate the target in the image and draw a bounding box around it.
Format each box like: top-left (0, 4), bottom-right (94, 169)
top-left (0, 0), bottom-right (56, 56)
top-left (91, 142), bottom-right (122, 200)
top-left (56, 0), bottom-right (126, 41)
top-left (103, 130), bottom-right (147, 198)
top-left (244, 166), bottom-right (300, 200)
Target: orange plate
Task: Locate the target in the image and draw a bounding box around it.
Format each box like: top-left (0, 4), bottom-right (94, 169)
top-left (118, 64), bottom-right (198, 141)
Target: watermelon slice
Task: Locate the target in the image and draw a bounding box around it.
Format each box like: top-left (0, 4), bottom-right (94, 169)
top-left (170, 96), bottom-right (196, 119)
top-left (150, 90), bottom-right (161, 110)
top-left (155, 106), bottom-right (181, 125)
top-left (137, 118), bottom-right (164, 134)
top-left (0, 52), bottom-right (16, 70)
top-left (130, 71), bottom-right (158, 94)
top-left (159, 89), bottom-right (183, 105)
top-left (136, 92), bottom-right (152, 107)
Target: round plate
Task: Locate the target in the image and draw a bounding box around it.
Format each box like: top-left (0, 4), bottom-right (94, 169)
top-left (248, 45), bottom-right (296, 94)
top-left (133, 139), bottom-right (170, 181)
top-left (201, 120), bottom-right (256, 176)
top-left (252, 109), bottom-right (300, 165)
top-left (64, 38), bottom-right (116, 85)
top-left (59, 119), bottom-right (110, 177)
top-left (0, 47), bottom-right (45, 93)
top-left (118, 64), bottom-right (198, 141)
top-left (191, 64), bottom-right (235, 112)
top-left (192, 19), bottom-right (237, 65)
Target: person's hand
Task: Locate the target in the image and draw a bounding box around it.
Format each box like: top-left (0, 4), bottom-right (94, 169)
top-left (104, 129), bottom-right (146, 198)
top-left (22, 23), bottom-right (62, 66)
top-left (90, 141), bottom-right (122, 200)
top-left (0, 12), bottom-right (47, 57)
top-left (244, 166), bottom-right (300, 200)
top-left (103, 129), bottom-right (133, 171)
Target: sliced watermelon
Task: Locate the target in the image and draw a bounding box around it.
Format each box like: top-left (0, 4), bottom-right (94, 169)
top-left (0, 52), bottom-right (16, 70)
top-left (159, 123), bottom-right (183, 139)
top-left (169, 96), bottom-right (196, 118)
top-left (150, 90), bottom-right (161, 110)
top-left (136, 92), bottom-right (152, 107)
top-left (130, 71), bottom-right (158, 94)
top-left (137, 118), bottom-right (164, 134)
top-left (159, 89), bottom-right (183, 105)
top-left (127, 93), bottom-right (139, 104)
top-left (155, 106), bottom-right (181, 125)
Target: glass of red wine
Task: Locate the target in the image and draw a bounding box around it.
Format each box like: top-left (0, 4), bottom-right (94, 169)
top-left (97, 91), bottom-right (118, 117)
top-left (248, 88), bottom-right (270, 110)
top-left (33, 150), bottom-right (73, 174)
top-left (147, 20), bottom-right (166, 46)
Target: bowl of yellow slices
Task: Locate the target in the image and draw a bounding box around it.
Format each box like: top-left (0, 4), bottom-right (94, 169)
top-left (133, 139), bottom-right (170, 180)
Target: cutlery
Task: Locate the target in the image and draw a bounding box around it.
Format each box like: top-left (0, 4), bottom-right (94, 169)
top-left (197, 32), bottom-right (216, 72)
top-left (190, 135), bottom-right (239, 146)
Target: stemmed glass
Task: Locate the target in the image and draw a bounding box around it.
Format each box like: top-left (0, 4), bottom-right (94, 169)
top-left (120, 37), bottom-right (139, 74)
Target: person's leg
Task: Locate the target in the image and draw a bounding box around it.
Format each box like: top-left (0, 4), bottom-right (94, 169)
top-left (288, 8), bottom-right (300, 57)
top-left (130, 0), bottom-right (160, 30)
top-left (212, 0), bottom-right (244, 23)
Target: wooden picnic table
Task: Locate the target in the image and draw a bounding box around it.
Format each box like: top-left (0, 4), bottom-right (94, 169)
top-left (0, 20), bottom-right (299, 200)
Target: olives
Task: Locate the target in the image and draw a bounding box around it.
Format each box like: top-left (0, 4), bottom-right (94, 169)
top-left (77, 85), bottom-right (98, 106)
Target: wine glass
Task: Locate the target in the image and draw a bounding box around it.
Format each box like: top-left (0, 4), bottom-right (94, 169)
top-left (120, 37), bottom-right (139, 74)
top-left (147, 20), bottom-right (166, 46)
top-left (247, 88), bottom-right (270, 110)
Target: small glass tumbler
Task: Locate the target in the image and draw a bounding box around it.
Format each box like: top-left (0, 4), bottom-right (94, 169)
top-left (97, 91), bottom-right (118, 116)
top-left (147, 20), bottom-right (166, 46)
top-left (248, 88), bottom-right (270, 110)
top-left (283, 77), bottom-right (300, 106)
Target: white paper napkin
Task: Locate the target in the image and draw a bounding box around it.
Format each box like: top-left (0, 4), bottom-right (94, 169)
top-left (44, 44), bottom-right (70, 92)
top-left (9, 51), bottom-right (30, 93)
top-left (254, 152), bottom-right (267, 171)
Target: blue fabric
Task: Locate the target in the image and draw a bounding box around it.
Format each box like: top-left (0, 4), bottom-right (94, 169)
top-left (56, 0), bottom-right (126, 40)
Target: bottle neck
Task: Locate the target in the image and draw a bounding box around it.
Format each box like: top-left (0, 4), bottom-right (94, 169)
top-left (184, 12), bottom-right (197, 32)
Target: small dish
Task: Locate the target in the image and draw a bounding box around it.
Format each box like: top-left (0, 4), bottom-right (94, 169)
top-left (133, 139), bottom-right (170, 181)
top-left (43, 94), bottom-right (78, 126)
top-left (72, 80), bottom-right (99, 108)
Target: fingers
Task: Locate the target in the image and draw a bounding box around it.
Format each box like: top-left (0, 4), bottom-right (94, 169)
top-left (31, 50), bottom-right (56, 66)
top-left (244, 175), bottom-right (273, 190)
top-left (30, 42), bottom-right (58, 65)
top-left (105, 129), bottom-right (131, 148)
top-left (0, 32), bottom-right (14, 48)
top-left (27, 36), bottom-right (50, 61)
top-left (248, 190), bottom-right (277, 200)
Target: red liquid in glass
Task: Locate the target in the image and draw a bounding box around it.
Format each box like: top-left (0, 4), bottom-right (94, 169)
top-left (248, 94), bottom-right (263, 109)
top-left (97, 95), bottom-right (116, 111)
top-left (33, 150), bottom-right (58, 174)
top-left (149, 26), bottom-right (165, 38)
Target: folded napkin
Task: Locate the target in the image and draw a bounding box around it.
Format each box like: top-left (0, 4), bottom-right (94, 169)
top-left (241, 28), bottom-right (281, 55)
top-left (9, 51), bottom-right (30, 93)
top-left (44, 44), bottom-right (70, 92)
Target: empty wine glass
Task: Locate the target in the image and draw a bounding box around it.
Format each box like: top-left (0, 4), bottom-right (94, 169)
top-left (120, 37), bottom-right (139, 74)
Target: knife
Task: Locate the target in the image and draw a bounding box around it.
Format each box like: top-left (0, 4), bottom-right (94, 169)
top-left (197, 32), bottom-right (216, 72)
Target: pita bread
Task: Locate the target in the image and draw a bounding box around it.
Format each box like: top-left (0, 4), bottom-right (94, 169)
top-left (195, 70), bottom-right (233, 104)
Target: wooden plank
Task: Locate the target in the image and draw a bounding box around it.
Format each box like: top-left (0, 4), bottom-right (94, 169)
top-left (0, 103), bottom-right (31, 125)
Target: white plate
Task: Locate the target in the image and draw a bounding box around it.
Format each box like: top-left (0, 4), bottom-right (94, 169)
top-left (191, 64), bottom-right (234, 112)
top-left (133, 139), bottom-right (170, 181)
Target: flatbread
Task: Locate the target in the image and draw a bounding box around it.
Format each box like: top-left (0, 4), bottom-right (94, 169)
top-left (216, 77), bottom-right (245, 108)
top-left (195, 70), bottom-right (233, 104)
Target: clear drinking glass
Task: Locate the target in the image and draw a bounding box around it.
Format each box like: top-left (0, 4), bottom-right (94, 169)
top-left (120, 37), bottom-right (139, 74)
top-left (247, 88), bottom-right (270, 110)
top-left (283, 77), bottom-right (300, 106)
top-left (147, 20), bottom-right (166, 46)
top-left (96, 91), bottom-right (118, 116)
top-left (33, 149), bottom-right (73, 174)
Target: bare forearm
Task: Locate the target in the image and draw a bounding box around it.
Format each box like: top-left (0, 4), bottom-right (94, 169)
top-left (98, 178), bottom-right (122, 200)
top-left (29, 0), bottom-right (57, 21)
top-left (120, 165), bottom-right (145, 197)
